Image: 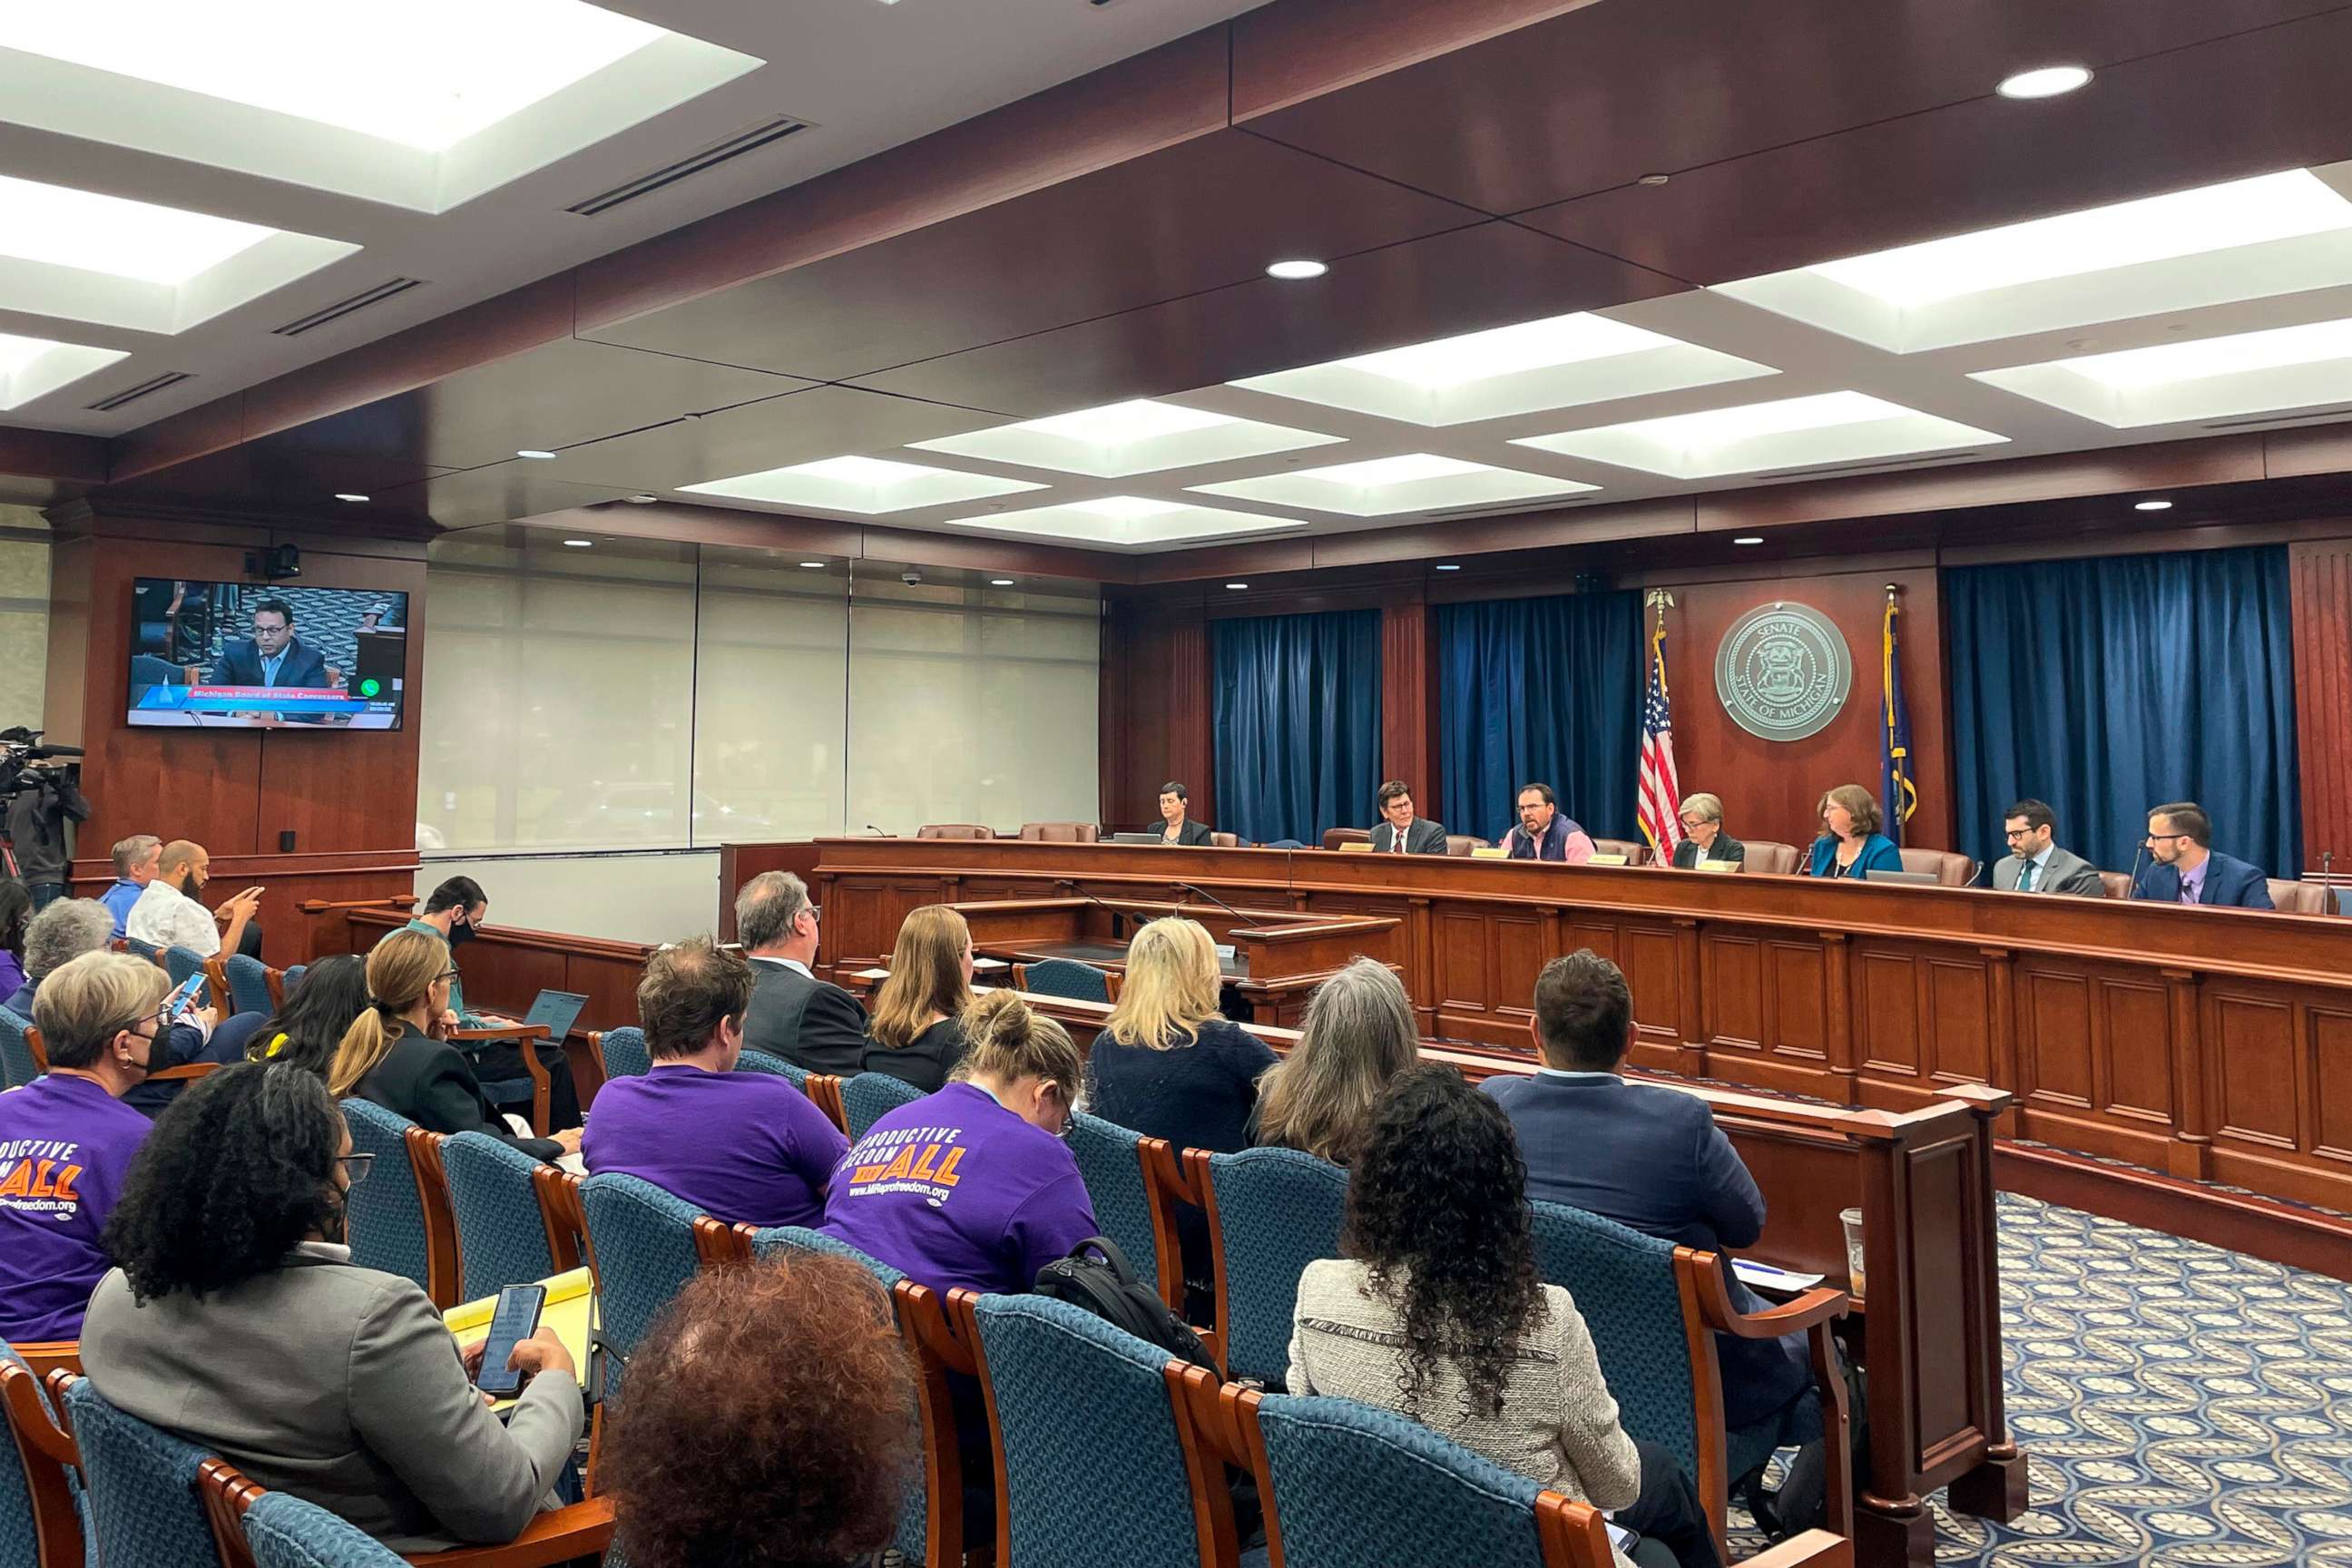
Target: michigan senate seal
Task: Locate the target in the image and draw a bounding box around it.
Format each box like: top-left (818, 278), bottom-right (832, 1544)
top-left (1713, 602), bottom-right (1851, 742)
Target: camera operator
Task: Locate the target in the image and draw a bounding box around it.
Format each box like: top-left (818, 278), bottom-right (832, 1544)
top-left (2, 733), bottom-right (92, 910)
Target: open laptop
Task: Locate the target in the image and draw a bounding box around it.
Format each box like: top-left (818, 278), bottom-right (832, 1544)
top-left (1863, 868), bottom-right (1941, 886)
top-left (1107, 831), bottom-right (1166, 845)
top-left (466, 989), bottom-right (589, 1109)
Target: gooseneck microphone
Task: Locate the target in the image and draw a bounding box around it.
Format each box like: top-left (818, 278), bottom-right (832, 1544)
top-left (2126, 839), bottom-right (2147, 897)
top-left (1055, 878), bottom-right (1128, 937)
top-left (1174, 882), bottom-right (1250, 926)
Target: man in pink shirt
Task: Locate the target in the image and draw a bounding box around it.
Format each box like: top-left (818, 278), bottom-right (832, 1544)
top-left (1499, 782), bottom-right (1596, 863)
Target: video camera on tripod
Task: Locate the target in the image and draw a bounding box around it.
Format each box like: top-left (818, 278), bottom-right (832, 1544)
top-left (0, 727), bottom-right (84, 801)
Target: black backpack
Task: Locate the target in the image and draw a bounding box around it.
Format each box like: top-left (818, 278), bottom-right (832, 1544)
top-left (1034, 1236), bottom-right (1219, 1372)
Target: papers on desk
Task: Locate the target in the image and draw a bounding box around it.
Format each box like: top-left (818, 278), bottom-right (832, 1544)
top-left (848, 967), bottom-right (892, 981)
top-left (972, 956), bottom-right (1011, 971)
top-left (1214, 944), bottom-right (1237, 962)
top-left (1732, 1259), bottom-right (1828, 1293)
top-left (445, 1266), bottom-right (595, 1409)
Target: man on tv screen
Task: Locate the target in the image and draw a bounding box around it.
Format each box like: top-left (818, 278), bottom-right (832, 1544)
top-left (212, 598), bottom-right (338, 691)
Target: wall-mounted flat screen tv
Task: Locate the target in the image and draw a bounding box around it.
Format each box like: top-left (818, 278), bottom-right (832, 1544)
top-left (126, 580), bottom-right (410, 730)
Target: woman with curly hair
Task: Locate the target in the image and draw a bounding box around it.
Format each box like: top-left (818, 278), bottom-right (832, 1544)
top-left (1287, 1065), bottom-right (1717, 1568)
top-left (603, 1253), bottom-right (919, 1568)
top-left (81, 1062), bottom-right (585, 1553)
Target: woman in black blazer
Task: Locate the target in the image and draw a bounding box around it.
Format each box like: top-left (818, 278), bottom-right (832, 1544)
top-left (327, 928), bottom-right (570, 1162)
top-left (1669, 792), bottom-right (1747, 870)
top-left (1155, 781), bottom-right (1218, 846)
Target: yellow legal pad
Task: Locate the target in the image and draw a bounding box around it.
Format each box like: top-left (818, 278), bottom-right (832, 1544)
top-left (443, 1266), bottom-right (596, 1410)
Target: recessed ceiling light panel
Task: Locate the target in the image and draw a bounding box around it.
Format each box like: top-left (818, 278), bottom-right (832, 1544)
top-left (910, 398), bottom-right (1343, 477)
top-left (0, 174), bottom-right (357, 334)
top-left (1231, 310), bottom-right (1776, 426)
top-left (681, 455), bottom-right (1047, 514)
top-left (1266, 260), bottom-right (1327, 279)
top-left (0, 329), bottom-right (131, 412)
top-left (931, 495), bottom-right (1310, 551)
top-left (1972, 315), bottom-right (2352, 427)
top-left (1514, 391), bottom-right (2004, 479)
top-left (1189, 453), bottom-right (1598, 516)
top-left (0, 0), bottom-right (761, 212)
top-left (1717, 170), bottom-right (2352, 353)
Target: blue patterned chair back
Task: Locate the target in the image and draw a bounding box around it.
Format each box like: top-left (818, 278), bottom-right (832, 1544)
top-left (163, 946), bottom-right (206, 993)
top-left (125, 938), bottom-right (162, 965)
top-left (339, 1100), bottom-right (434, 1295)
top-left (969, 1294), bottom-right (1199, 1568)
top-left (2, 1340), bottom-right (68, 1568)
top-left (1020, 958), bottom-right (1111, 1004)
top-left (61, 1379), bottom-right (223, 1568)
top-left (597, 1027), bottom-right (650, 1081)
top-left (842, 1072), bottom-right (925, 1138)
top-left (1252, 1394), bottom-right (1553, 1568)
top-left (1528, 1198), bottom-right (1700, 1477)
top-left (0, 1006), bottom-right (35, 1090)
top-left (244, 1488), bottom-right (402, 1566)
top-left (581, 1173), bottom-right (707, 1406)
top-left (735, 1048), bottom-right (806, 1086)
top-left (222, 954), bottom-right (275, 1017)
top-left (1204, 1147), bottom-right (1350, 1384)
top-left (1065, 1112), bottom-right (1158, 1295)
top-left (441, 1132), bottom-right (556, 1303)
top-left (748, 1226), bottom-right (924, 1560)
top-left (282, 965), bottom-right (308, 995)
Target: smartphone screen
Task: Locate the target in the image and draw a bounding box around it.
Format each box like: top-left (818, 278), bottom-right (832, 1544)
top-left (162, 974), bottom-right (205, 1022)
top-left (474, 1284), bottom-right (547, 1397)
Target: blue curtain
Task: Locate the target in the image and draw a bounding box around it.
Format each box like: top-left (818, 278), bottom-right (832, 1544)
top-left (1211, 610), bottom-right (1382, 845)
top-left (1946, 544), bottom-right (2301, 878)
top-left (1436, 593), bottom-right (1642, 844)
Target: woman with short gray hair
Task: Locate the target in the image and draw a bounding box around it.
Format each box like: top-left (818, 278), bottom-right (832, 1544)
top-left (1669, 792), bottom-right (1747, 870)
top-left (12, 897), bottom-right (117, 1013)
top-left (1250, 956), bottom-right (1420, 1165)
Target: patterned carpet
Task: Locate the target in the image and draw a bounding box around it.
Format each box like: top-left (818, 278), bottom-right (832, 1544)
top-left (1739, 1192), bottom-right (2352, 1565)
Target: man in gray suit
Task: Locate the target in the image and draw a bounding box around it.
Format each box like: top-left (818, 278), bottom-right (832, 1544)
top-left (737, 869), bottom-right (867, 1075)
top-left (1367, 779), bottom-right (1449, 855)
top-left (79, 1063), bottom-right (583, 1553)
top-left (1994, 799), bottom-right (2107, 897)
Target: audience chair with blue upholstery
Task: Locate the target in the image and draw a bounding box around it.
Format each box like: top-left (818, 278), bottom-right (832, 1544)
top-left (1063, 1112), bottom-right (1175, 1305)
top-left (1011, 957), bottom-right (1113, 1004)
top-left (439, 1132), bottom-right (562, 1303)
top-left (590, 1026), bottom-right (649, 1083)
top-left (58, 1377), bottom-right (221, 1568)
top-left (124, 937), bottom-right (162, 967)
top-left (1222, 1384), bottom-right (1634, 1568)
top-left (842, 1070), bottom-right (926, 1138)
top-left (956, 1291), bottom-right (1219, 1568)
top-left (201, 1460), bottom-right (618, 1568)
top-left (803, 1073), bottom-right (848, 1134)
top-left (0, 1007), bottom-right (37, 1091)
top-left (339, 1100), bottom-right (455, 1307)
top-left (734, 1046), bottom-right (807, 1086)
top-left (1528, 1198), bottom-right (1851, 1553)
top-left (748, 1226), bottom-right (976, 1568)
top-left (1, 1348), bottom-right (83, 1568)
top-left (220, 954), bottom-right (277, 1017)
top-left (1172, 1146), bottom-right (1350, 1381)
top-left (163, 946), bottom-right (208, 997)
top-left (281, 964), bottom-right (307, 995)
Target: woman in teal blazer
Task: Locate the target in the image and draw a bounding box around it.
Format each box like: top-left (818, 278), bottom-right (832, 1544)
top-left (1804, 783), bottom-right (1905, 879)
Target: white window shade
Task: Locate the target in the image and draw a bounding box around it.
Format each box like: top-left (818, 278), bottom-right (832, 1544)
top-left (846, 578), bottom-right (1100, 835)
top-left (420, 536), bottom-right (697, 851)
top-left (692, 550), bottom-right (849, 840)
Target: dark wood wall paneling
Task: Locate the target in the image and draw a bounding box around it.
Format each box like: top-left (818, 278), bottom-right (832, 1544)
top-left (43, 505), bottom-right (428, 965)
top-left (2290, 538), bottom-right (2352, 871)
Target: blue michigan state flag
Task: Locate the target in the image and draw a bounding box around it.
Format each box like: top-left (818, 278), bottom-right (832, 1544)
top-left (1881, 591), bottom-right (1918, 846)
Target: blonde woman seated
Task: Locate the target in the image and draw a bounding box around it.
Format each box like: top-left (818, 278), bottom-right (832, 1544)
top-left (328, 929), bottom-right (574, 1162)
top-left (1289, 1066), bottom-right (1718, 1568)
top-left (1087, 915), bottom-right (1276, 1156)
top-left (861, 905), bottom-right (975, 1093)
top-left (1250, 956), bottom-right (1418, 1165)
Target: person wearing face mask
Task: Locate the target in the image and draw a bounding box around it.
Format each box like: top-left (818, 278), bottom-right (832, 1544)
top-left (126, 838), bottom-right (265, 958)
top-left (329, 930), bottom-right (575, 1161)
top-left (82, 1061), bottom-right (584, 1553)
top-left (404, 876), bottom-right (581, 1132)
top-left (0, 952), bottom-right (169, 1341)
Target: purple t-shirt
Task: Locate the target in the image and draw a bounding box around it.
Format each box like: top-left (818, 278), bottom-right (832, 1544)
top-left (582, 1064), bottom-right (848, 1229)
top-left (0, 1074), bottom-right (152, 1341)
top-left (820, 1082), bottom-right (1097, 1298)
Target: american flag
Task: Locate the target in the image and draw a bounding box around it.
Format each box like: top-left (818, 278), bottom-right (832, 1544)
top-left (1637, 608), bottom-right (1683, 858)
